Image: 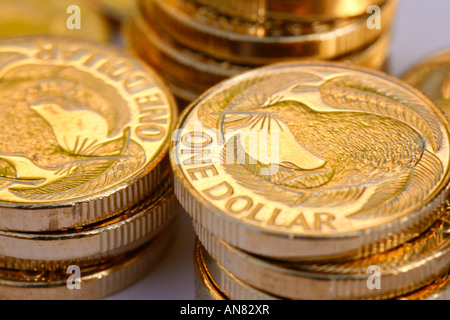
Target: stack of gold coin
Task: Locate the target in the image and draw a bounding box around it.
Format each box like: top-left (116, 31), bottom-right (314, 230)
top-left (0, 35), bottom-right (178, 300)
top-left (126, 0), bottom-right (398, 108)
top-left (171, 61), bottom-right (450, 300)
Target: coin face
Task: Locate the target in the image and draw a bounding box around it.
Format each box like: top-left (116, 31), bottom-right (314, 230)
top-left (0, 36), bottom-right (176, 231)
top-left (172, 62), bottom-right (450, 259)
top-left (402, 49), bottom-right (450, 118)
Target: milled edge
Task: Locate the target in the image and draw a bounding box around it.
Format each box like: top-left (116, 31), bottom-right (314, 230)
top-left (0, 223), bottom-right (175, 299)
top-left (0, 184), bottom-right (178, 270)
top-left (71, 155), bottom-right (171, 227)
top-left (148, 0), bottom-right (397, 64)
top-left (194, 219), bottom-right (450, 300)
top-left (193, 238), bottom-right (226, 300)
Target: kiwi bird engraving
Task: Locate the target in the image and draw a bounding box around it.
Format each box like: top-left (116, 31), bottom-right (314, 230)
top-left (30, 97), bottom-right (129, 157)
top-left (219, 76), bottom-right (444, 218)
top-left (0, 78), bottom-right (143, 201)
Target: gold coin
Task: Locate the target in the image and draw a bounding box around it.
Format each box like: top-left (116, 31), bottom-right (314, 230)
top-left (193, 0), bottom-right (387, 23)
top-left (338, 31), bottom-right (391, 71)
top-left (126, 12), bottom-right (392, 108)
top-left (201, 232), bottom-right (450, 301)
top-left (398, 273), bottom-right (450, 300)
top-left (0, 36), bottom-right (177, 232)
top-left (143, 0), bottom-right (397, 65)
top-left (193, 239), bottom-right (226, 300)
top-left (402, 49), bottom-right (450, 119)
top-left (196, 239), bottom-right (278, 300)
top-left (171, 61), bottom-right (450, 261)
top-left (0, 0), bottom-right (111, 43)
top-left (0, 222), bottom-right (175, 300)
top-left (125, 14), bottom-right (243, 95)
top-left (195, 203), bottom-right (449, 299)
top-left (0, 182), bottom-right (177, 270)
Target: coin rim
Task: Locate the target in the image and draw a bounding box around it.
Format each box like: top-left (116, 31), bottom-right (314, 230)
top-left (0, 35), bottom-right (178, 231)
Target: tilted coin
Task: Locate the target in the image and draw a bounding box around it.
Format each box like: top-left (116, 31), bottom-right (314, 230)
top-left (196, 240), bottom-right (278, 300)
top-left (144, 0), bottom-right (397, 65)
top-left (193, 0), bottom-right (387, 23)
top-left (0, 222), bottom-right (175, 300)
top-left (398, 273), bottom-right (450, 300)
top-left (0, 0), bottom-right (110, 43)
top-left (193, 239), bottom-right (226, 301)
top-left (402, 49), bottom-right (450, 118)
top-left (171, 62), bottom-right (450, 261)
top-left (195, 203), bottom-right (449, 299)
top-left (0, 181), bottom-right (177, 269)
top-left (0, 36), bottom-right (177, 232)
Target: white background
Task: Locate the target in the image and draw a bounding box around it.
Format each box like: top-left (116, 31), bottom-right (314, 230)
top-left (107, 0), bottom-right (450, 300)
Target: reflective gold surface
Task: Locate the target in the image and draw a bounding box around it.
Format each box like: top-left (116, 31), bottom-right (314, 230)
top-left (193, 238), bottom-right (226, 300)
top-left (197, 240), bottom-right (279, 300)
top-left (0, 36), bottom-right (177, 232)
top-left (338, 31), bottom-right (391, 71)
top-left (127, 12), bottom-right (392, 107)
top-left (130, 0), bottom-right (394, 109)
top-left (399, 273), bottom-right (450, 300)
top-left (402, 49), bottom-right (450, 119)
top-left (195, 203), bottom-right (449, 299)
top-left (193, 0), bottom-right (387, 23)
top-left (0, 222), bottom-right (175, 300)
top-left (144, 0), bottom-right (397, 65)
top-left (0, 182), bottom-right (177, 268)
top-left (172, 62), bottom-right (450, 260)
top-left (125, 14), bottom-right (242, 95)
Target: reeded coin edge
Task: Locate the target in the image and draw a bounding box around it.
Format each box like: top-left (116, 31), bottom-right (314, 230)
top-left (401, 49), bottom-right (450, 88)
top-left (398, 273), bottom-right (450, 300)
top-left (193, 0), bottom-right (387, 22)
top-left (194, 237), bottom-right (226, 300)
top-left (197, 240), bottom-right (279, 300)
top-left (0, 223), bottom-right (175, 300)
top-left (0, 35), bottom-right (178, 232)
top-left (0, 183), bottom-right (178, 263)
top-left (127, 13), bottom-right (391, 99)
top-left (195, 220), bottom-right (450, 300)
top-left (147, 0), bottom-right (397, 64)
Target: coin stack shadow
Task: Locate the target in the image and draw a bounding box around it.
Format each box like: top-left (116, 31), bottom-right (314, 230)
top-left (0, 35), bottom-right (179, 300)
top-left (125, 0), bottom-right (398, 109)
